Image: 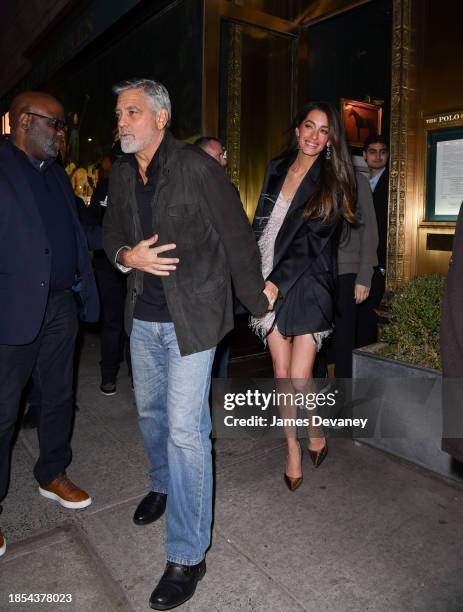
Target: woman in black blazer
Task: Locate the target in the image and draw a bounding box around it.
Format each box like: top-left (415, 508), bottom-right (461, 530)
top-left (251, 101), bottom-right (356, 490)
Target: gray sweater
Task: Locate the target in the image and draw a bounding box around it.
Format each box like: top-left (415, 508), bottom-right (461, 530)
top-left (338, 172), bottom-right (378, 287)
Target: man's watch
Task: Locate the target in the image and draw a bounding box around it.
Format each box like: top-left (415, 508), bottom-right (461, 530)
top-left (115, 246), bottom-right (133, 273)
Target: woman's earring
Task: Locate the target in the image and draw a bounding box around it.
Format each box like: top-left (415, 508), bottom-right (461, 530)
top-left (325, 143), bottom-right (332, 160)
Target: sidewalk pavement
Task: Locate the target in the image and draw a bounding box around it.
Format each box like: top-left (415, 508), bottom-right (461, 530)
top-left (1, 331), bottom-right (463, 612)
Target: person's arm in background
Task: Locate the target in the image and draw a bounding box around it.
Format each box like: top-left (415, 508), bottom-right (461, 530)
top-left (354, 173), bottom-right (378, 304)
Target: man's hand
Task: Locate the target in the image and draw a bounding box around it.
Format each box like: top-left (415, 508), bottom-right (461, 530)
top-left (119, 234), bottom-right (179, 276)
top-left (354, 283), bottom-right (370, 304)
top-left (264, 280), bottom-right (279, 311)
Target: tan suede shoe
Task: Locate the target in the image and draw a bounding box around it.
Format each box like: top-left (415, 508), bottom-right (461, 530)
top-left (39, 475), bottom-right (92, 509)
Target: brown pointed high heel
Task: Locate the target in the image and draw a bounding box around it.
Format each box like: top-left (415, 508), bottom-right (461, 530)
top-left (308, 440), bottom-right (328, 468)
top-left (284, 442), bottom-right (303, 491)
top-left (284, 472), bottom-right (303, 491)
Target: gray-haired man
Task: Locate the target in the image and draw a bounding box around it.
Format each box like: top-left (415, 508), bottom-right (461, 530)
top-left (103, 79), bottom-right (275, 609)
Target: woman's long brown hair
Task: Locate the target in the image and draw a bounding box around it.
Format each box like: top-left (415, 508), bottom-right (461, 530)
top-left (291, 102), bottom-right (357, 224)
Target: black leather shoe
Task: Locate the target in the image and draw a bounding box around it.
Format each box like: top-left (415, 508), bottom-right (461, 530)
top-left (100, 381), bottom-right (116, 396)
top-left (133, 492), bottom-right (167, 526)
top-left (149, 560), bottom-right (206, 610)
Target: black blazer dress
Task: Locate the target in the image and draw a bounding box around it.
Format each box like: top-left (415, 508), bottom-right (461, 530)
top-left (252, 152), bottom-right (341, 337)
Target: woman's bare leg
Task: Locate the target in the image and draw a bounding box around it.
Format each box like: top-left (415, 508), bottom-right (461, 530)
top-left (291, 335), bottom-right (326, 452)
top-left (267, 328), bottom-right (292, 379)
top-left (267, 329), bottom-right (301, 478)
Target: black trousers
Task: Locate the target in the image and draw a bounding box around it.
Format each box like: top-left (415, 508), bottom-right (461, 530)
top-left (334, 270), bottom-right (386, 379)
top-left (356, 268), bottom-right (386, 348)
top-left (334, 274), bottom-right (358, 379)
top-left (212, 333), bottom-right (231, 378)
top-left (0, 291), bottom-right (78, 500)
top-left (93, 254), bottom-right (131, 382)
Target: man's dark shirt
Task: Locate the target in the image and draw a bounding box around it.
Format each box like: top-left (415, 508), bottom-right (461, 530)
top-left (11, 143), bottom-right (77, 291)
top-left (131, 139), bottom-right (171, 322)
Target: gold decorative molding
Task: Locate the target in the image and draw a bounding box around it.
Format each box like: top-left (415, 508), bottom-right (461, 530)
top-left (225, 24), bottom-right (242, 196)
top-left (388, 0), bottom-right (419, 289)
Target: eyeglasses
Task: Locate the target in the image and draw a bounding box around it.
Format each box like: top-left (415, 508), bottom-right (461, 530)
top-left (26, 112), bottom-right (67, 132)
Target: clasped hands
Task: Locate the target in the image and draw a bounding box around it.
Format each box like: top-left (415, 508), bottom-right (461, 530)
top-left (264, 280), bottom-right (278, 311)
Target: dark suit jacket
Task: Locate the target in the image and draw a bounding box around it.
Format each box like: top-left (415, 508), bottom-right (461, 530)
top-left (103, 131), bottom-right (267, 356)
top-left (441, 203), bottom-right (463, 461)
top-left (0, 141), bottom-right (99, 345)
top-left (372, 167), bottom-right (389, 269)
top-left (252, 153), bottom-right (341, 335)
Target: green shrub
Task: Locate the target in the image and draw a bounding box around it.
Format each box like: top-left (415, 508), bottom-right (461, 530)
top-left (379, 273), bottom-right (444, 370)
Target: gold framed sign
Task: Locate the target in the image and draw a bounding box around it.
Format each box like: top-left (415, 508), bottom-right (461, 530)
top-left (424, 111), bottom-right (463, 221)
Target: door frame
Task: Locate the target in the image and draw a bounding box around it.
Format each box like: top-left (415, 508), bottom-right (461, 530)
top-left (202, 0), bottom-right (303, 135)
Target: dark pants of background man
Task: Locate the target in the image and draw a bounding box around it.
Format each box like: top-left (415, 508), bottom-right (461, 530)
top-left (334, 273), bottom-right (359, 379)
top-left (0, 291), bottom-right (78, 500)
top-left (212, 333), bottom-right (230, 379)
top-left (313, 270), bottom-right (386, 384)
top-left (356, 268), bottom-right (386, 348)
top-left (93, 253), bottom-right (131, 384)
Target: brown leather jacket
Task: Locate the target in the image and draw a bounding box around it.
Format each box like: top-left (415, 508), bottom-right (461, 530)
top-left (103, 131), bottom-right (267, 356)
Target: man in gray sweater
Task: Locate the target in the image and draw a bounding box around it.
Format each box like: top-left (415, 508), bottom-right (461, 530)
top-left (335, 172), bottom-right (378, 378)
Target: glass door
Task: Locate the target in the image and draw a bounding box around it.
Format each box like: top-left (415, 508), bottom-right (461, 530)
top-left (204, 2), bottom-right (299, 219)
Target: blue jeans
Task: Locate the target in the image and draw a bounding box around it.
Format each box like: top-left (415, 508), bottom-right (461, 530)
top-left (130, 319), bottom-right (215, 565)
